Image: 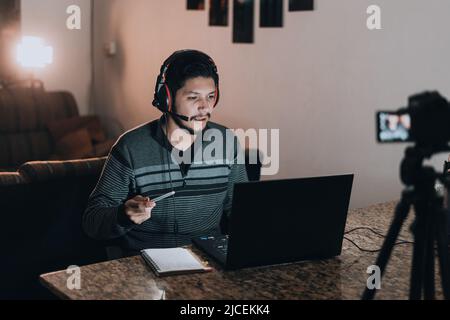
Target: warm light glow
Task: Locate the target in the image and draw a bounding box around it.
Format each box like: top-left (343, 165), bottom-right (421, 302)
top-left (17, 36), bottom-right (53, 69)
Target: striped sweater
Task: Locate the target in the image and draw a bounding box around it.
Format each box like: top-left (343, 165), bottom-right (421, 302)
top-left (83, 117), bottom-right (248, 252)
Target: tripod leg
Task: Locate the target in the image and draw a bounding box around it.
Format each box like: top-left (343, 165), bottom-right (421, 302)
top-left (436, 207), bottom-right (450, 299)
top-left (362, 196), bottom-right (411, 300)
top-left (423, 212), bottom-right (436, 300)
top-left (410, 202), bottom-right (428, 300)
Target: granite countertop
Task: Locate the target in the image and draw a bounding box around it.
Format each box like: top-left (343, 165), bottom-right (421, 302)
top-left (40, 200), bottom-right (445, 300)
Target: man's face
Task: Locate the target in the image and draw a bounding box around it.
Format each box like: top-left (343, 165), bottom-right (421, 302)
top-left (174, 76), bottom-right (217, 132)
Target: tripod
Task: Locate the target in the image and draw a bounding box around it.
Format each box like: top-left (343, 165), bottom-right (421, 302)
top-left (362, 146), bottom-right (450, 300)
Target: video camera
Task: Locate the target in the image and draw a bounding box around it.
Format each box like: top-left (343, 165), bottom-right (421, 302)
top-left (377, 91), bottom-right (450, 147)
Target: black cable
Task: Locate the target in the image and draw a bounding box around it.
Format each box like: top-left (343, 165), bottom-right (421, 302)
top-left (345, 226), bottom-right (386, 237)
top-left (343, 226), bottom-right (414, 253)
top-left (163, 113), bottom-right (179, 247)
top-left (343, 237), bottom-right (382, 253)
top-left (343, 236), bottom-right (414, 253)
top-left (345, 226), bottom-right (411, 243)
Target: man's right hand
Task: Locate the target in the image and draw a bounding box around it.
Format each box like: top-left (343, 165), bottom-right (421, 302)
top-left (124, 195), bottom-right (156, 225)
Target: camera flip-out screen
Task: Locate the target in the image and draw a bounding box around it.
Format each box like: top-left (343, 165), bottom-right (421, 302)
top-left (377, 112), bottom-right (411, 143)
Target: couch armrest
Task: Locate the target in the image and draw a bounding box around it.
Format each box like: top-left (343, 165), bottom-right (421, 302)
top-left (0, 172), bottom-right (26, 186)
top-left (18, 157), bottom-right (107, 183)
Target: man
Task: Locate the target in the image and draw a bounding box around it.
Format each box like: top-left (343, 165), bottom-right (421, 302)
top-left (83, 50), bottom-right (248, 255)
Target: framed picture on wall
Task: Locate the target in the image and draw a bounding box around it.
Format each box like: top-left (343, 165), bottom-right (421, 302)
top-left (187, 0), bottom-right (205, 10)
top-left (289, 0), bottom-right (314, 11)
top-left (260, 0), bottom-right (283, 27)
top-left (209, 0), bottom-right (228, 26)
top-left (233, 0), bottom-right (254, 43)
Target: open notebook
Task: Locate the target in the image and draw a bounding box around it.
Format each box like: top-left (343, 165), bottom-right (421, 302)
top-left (141, 247), bottom-right (212, 276)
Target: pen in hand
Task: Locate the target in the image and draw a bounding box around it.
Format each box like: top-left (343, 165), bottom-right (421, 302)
top-left (151, 191), bottom-right (176, 203)
top-left (124, 191), bottom-right (176, 225)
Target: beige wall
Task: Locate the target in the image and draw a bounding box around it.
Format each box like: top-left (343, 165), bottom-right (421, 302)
top-left (21, 0), bottom-right (91, 114)
top-left (92, 0), bottom-right (450, 208)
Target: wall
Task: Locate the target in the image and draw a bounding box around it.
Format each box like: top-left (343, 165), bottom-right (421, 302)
top-left (92, 0), bottom-right (450, 209)
top-left (21, 0), bottom-right (91, 114)
top-left (0, 0), bottom-right (21, 82)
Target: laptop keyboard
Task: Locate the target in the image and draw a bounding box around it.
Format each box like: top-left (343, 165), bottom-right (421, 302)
top-left (213, 237), bottom-right (228, 255)
top-left (193, 235), bottom-right (229, 265)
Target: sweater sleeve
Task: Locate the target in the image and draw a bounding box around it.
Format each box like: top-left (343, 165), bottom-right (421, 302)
top-left (83, 140), bottom-right (137, 240)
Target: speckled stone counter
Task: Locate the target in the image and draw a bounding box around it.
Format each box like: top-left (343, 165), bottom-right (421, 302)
top-left (40, 201), bottom-right (445, 300)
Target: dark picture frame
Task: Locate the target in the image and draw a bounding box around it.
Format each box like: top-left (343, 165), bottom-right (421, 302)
top-left (288, 0), bottom-right (314, 11)
top-left (260, 0), bottom-right (283, 28)
top-left (187, 0), bottom-right (205, 10)
top-left (233, 0), bottom-right (254, 43)
top-left (209, 0), bottom-right (228, 26)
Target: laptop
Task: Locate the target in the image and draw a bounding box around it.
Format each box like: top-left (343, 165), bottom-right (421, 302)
top-left (192, 174), bottom-right (354, 270)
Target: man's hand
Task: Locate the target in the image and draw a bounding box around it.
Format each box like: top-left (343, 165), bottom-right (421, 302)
top-left (124, 195), bottom-right (156, 225)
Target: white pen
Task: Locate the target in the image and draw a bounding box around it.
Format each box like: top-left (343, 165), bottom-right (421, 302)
top-left (151, 191), bottom-right (176, 203)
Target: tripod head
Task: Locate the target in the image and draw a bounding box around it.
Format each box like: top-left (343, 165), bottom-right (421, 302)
top-left (400, 145), bottom-right (450, 193)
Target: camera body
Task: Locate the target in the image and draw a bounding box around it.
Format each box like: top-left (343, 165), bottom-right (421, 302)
top-left (377, 91), bottom-right (450, 146)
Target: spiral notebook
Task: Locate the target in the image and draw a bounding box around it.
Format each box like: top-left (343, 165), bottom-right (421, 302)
top-left (141, 247), bottom-right (212, 276)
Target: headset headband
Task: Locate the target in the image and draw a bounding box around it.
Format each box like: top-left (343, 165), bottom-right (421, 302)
top-left (152, 49), bottom-right (220, 113)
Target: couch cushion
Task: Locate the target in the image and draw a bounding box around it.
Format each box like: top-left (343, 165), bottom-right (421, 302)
top-left (92, 139), bottom-right (116, 157)
top-left (0, 131), bottom-right (53, 166)
top-left (53, 127), bottom-right (94, 160)
top-left (0, 89), bottom-right (78, 133)
top-left (18, 157), bottom-right (107, 183)
top-left (0, 89), bottom-right (79, 168)
top-left (46, 115), bottom-right (106, 144)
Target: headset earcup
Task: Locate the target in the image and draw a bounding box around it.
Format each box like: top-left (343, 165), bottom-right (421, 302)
top-left (164, 84), bottom-right (173, 112)
top-left (155, 83), bottom-right (170, 113)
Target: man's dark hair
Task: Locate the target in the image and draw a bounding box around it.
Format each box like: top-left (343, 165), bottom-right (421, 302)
top-left (165, 55), bottom-right (219, 101)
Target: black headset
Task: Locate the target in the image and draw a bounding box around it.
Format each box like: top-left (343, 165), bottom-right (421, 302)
top-left (152, 49), bottom-right (220, 114)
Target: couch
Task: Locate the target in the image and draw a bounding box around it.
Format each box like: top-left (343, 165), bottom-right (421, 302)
top-left (0, 157), bottom-right (108, 299)
top-left (0, 87), bottom-right (119, 299)
top-left (0, 87), bottom-right (115, 172)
